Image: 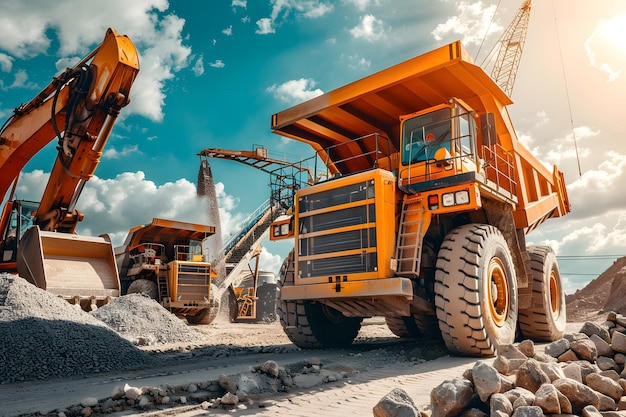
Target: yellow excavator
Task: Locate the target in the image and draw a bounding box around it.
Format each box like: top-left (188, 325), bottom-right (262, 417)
top-left (0, 28), bottom-right (139, 310)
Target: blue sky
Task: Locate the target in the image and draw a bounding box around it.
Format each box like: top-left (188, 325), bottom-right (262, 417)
top-left (1, 0), bottom-right (626, 293)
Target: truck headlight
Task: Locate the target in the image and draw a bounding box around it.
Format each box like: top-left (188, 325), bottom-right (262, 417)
top-left (455, 190), bottom-right (470, 205)
top-left (442, 193), bottom-right (455, 207)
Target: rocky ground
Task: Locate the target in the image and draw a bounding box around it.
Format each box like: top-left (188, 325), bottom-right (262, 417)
top-left (1, 255), bottom-right (625, 417)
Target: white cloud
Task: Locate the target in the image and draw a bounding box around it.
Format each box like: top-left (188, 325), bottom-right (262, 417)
top-left (432, 1), bottom-right (502, 46)
top-left (344, 54), bottom-right (371, 70)
top-left (255, 0), bottom-right (333, 35)
top-left (303, 3), bottom-right (334, 18)
top-left (343, 0), bottom-right (380, 11)
top-left (222, 25), bottom-right (233, 36)
top-left (585, 14), bottom-right (626, 82)
top-left (0, 0), bottom-right (192, 123)
top-left (242, 16), bottom-right (251, 24)
top-left (543, 126), bottom-right (596, 166)
top-left (266, 78), bottom-right (324, 104)
top-left (103, 145), bottom-right (141, 160)
top-left (209, 60), bottom-right (225, 69)
top-left (8, 69), bottom-right (37, 90)
top-left (349, 14), bottom-right (385, 42)
top-left (232, 0), bottom-right (247, 8)
top-left (0, 53), bottom-right (12, 72)
top-left (192, 55), bottom-right (205, 76)
top-left (256, 18), bottom-right (276, 35)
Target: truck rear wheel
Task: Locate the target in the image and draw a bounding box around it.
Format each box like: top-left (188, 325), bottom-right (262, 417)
top-left (385, 314), bottom-right (439, 338)
top-left (434, 224), bottom-right (518, 356)
top-left (518, 246), bottom-right (566, 341)
top-left (277, 251), bottom-right (362, 348)
top-left (126, 279), bottom-right (158, 299)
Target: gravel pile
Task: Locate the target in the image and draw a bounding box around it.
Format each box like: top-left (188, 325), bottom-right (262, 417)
top-left (0, 274), bottom-right (160, 384)
top-left (91, 293), bottom-right (206, 346)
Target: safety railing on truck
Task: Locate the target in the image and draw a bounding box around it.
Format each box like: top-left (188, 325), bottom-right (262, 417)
top-left (397, 112), bottom-right (518, 203)
top-left (302, 133), bottom-right (395, 181)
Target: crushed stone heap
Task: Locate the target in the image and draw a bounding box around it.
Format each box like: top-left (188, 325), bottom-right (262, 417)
top-left (374, 314), bottom-right (626, 417)
top-left (0, 274), bottom-right (160, 385)
top-left (90, 293), bottom-right (206, 346)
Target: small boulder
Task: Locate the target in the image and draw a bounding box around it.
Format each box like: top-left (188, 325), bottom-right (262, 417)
top-left (570, 338), bottom-right (598, 362)
top-left (581, 322), bottom-right (611, 343)
top-left (489, 393), bottom-right (513, 416)
top-left (553, 377), bottom-right (600, 413)
top-left (515, 359), bottom-right (551, 393)
top-left (472, 361), bottom-right (501, 402)
top-left (373, 388), bottom-right (421, 417)
top-left (544, 339), bottom-right (570, 358)
top-left (612, 332), bottom-right (626, 355)
top-left (534, 383), bottom-right (561, 414)
top-left (430, 377), bottom-right (474, 417)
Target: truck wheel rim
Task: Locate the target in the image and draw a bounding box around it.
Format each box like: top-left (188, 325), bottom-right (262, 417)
top-left (488, 257), bottom-right (509, 326)
top-left (549, 269), bottom-right (561, 317)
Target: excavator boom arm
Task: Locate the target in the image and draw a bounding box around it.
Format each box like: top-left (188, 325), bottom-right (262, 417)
top-left (0, 28), bottom-right (139, 232)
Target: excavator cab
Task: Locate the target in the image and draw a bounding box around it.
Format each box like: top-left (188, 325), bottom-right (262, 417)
top-left (0, 200), bottom-right (37, 265)
top-left (0, 200), bottom-right (120, 310)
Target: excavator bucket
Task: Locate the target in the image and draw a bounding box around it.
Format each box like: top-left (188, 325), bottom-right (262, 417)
top-left (17, 226), bottom-right (120, 310)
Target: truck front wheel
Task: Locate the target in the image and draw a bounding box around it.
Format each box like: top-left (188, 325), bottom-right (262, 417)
top-left (187, 284), bottom-right (220, 325)
top-left (277, 251), bottom-right (362, 348)
top-left (434, 224), bottom-right (518, 356)
top-left (518, 246), bottom-right (566, 341)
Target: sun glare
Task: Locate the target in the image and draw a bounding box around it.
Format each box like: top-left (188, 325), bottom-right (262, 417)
top-left (586, 14), bottom-right (626, 82)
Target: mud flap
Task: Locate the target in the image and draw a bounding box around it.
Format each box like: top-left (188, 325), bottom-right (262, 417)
top-left (17, 226), bottom-right (120, 308)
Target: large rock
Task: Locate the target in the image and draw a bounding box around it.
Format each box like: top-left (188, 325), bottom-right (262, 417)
top-left (553, 377), bottom-right (601, 414)
top-left (472, 361), bottom-right (500, 402)
top-left (571, 338), bottom-right (599, 362)
top-left (430, 377), bottom-right (474, 417)
top-left (581, 322), bottom-right (611, 343)
top-left (612, 331), bottom-right (626, 354)
top-left (515, 359), bottom-right (551, 393)
top-left (534, 383), bottom-right (561, 414)
top-left (373, 388), bottom-right (421, 417)
top-left (591, 333), bottom-right (614, 357)
top-left (544, 339), bottom-right (570, 358)
top-left (489, 393), bottom-right (512, 416)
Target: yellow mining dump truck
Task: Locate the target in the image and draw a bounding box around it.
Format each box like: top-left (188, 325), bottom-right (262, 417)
top-left (114, 218), bottom-right (220, 324)
top-left (269, 41), bottom-right (570, 356)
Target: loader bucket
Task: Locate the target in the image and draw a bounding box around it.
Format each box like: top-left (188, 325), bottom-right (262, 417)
top-left (17, 226), bottom-right (120, 310)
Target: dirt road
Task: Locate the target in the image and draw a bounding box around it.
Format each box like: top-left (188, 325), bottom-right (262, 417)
top-left (0, 318), bottom-right (586, 417)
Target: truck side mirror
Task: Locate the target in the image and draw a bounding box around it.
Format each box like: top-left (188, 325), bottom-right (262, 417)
top-left (480, 113), bottom-right (497, 147)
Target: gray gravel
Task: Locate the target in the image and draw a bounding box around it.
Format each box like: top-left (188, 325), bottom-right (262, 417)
top-left (91, 293), bottom-right (206, 346)
top-left (0, 274), bottom-right (161, 384)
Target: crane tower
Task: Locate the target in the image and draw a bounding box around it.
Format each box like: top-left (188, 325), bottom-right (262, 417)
top-left (491, 0), bottom-right (532, 97)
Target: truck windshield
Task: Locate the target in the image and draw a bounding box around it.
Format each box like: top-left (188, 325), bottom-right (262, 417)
top-left (401, 108), bottom-right (451, 165)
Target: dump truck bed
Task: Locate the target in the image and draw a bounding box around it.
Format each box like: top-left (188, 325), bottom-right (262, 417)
top-left (271, 40), bottom-right (569, 229)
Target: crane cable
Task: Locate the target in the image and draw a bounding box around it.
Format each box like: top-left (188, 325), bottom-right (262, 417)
top-left (552, 0), bottom-right (582, 177)
top-left (474, 0), bottom-right (502, 64)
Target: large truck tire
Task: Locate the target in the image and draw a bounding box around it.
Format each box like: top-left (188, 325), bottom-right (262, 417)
top-left (434, 224), bottom-right (518, 357)
top-left (187, 284), bottom-right (220, 325)
top-left (385, 313), bottom-right (439, 338)
top-left (126, 279), bottom-right (158, 299)
top-left (518, 246), bottom-right (566, 341)
top-left (385, 316), bottom-right (421, 338)
top-left (277, 251), bottom-right (362, 348)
